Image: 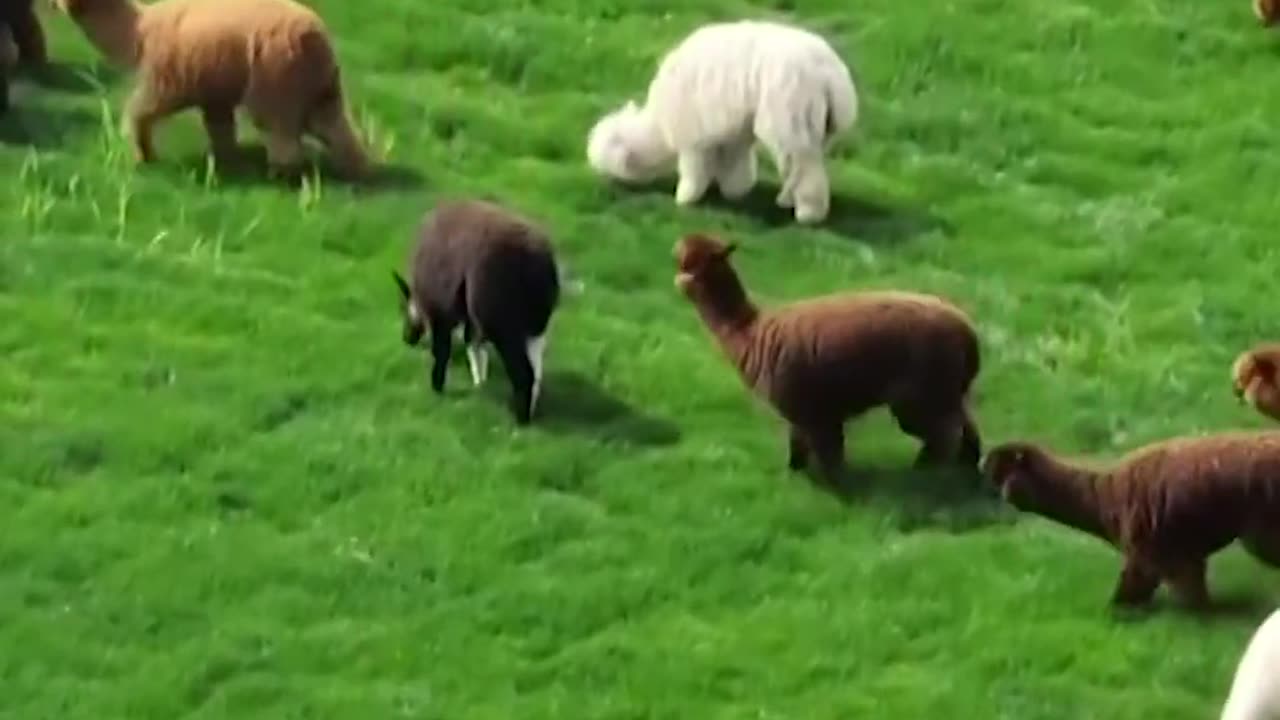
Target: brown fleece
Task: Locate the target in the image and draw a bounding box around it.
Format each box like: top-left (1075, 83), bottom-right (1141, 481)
top-left (54, 0), bottom-right (369, 177)
top-left (982, 433), bottom-right (1280, 611)
top-left (674, 232), bottom-right (982, 486)
top-left (1233, 344), bottom-right (1280, 422)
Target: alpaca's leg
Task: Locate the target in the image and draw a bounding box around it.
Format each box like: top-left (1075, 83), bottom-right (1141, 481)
top-left (1163, 559), bottom-right (1211, 611)
top-left (715, 142), bottom-right (758, 200)
top-left (675, 149), bottom-right (715, 206)
top-left (0, 67), bottom-right (8, 116)
top-left (461, 323), bottom-right (489, 387)
top-left (306, 97), bottom-right (370, 179)
top-left (525, 333), bottom-right (547, 417)
top-left (787, 426), bottom-right (811, 471)
top-left (427, 314), bottom-right (454, 394)
top-left (200, 104), bottom-right (238, 164)
top-left (8, 5), bottom-right (45, 66)
top-left (1241, 529), bottom-right (1280, 567)
top-left (494, 336), bottom-right (537, 425)
top-left (806, 423), bottom-right (847, 486)
top-left (892, 400), bottom-right (960, 468)
top-left (123, 84), bottom-right (179, 164)
top-left (1111, 556), bottom-right (1160, 607)
top-left (763, 146), bottom-right (795, 208)
top-left (957, 407), bottom-right (982, 467)
top-left (789, 150), bottom-right (832, 224)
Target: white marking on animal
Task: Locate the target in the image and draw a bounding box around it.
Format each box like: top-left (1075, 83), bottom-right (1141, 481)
top-left (467, 343), bottom-right (489, 386)
top-left (526, 334), bottom-right (547, 414)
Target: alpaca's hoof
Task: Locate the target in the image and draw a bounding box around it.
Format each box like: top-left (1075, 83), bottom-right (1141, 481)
top-left (795, 203), bottom-right (828, 224)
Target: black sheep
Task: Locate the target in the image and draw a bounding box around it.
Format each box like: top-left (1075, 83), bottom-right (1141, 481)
top-left (393, 199), bottom-right (561, 425)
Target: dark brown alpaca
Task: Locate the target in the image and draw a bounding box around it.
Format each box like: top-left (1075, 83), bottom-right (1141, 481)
top-left (1233, 344), bottom-right (1280, 423)
top-left (674, 232), bottom-right (982, 488)
top-left (982, 433), bottom-right (1280, 611)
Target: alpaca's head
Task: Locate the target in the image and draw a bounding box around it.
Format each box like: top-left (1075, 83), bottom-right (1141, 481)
top-left (981, 441), bottom-right (1058, 508)
top-left (673, 233), bottom-right (737, 297)
top-left (392, 271), bottom-right (425, 346)
top-left (1233, 347), bottom-right (1280, 420)
top-left (1257, 0), bottom-right (1280, 25)
top-left (586, 100), bottom-right (673, 183)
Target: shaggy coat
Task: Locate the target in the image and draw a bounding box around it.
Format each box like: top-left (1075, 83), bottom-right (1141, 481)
top-left (587, 19), bottom-right (858, 224)
top-left (1220, 609), bottom-right (1280, 720)
top-left (1233, 344), bottom-right (1280, 422)
top-left (982, 433), bottom-right (1280, 611)
top-left (393, 199), bottom-right (561, 425)
top-left (53, 0), bottom-right (369, 177)
top-left (674, 233), bottom-right (982, 486)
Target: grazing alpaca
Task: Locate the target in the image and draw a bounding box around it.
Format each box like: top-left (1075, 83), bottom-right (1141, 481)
top-left (1233, 344), bottom-right (1280, 422)
top-left (587, 19), bottom-right (858, 224)
top-left (1220, 609), bottom-right (1280, 720)
top-left (52, 0), bottom-right (370, 177)
top-left (982, 433), bottom-right (1280, 611)
top-left (674, 233), bottom-right (981, 487)
top-left (393, 199), bottom-right (561, 425)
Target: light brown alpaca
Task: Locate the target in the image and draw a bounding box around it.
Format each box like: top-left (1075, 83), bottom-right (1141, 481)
top-left (52, 0), bottom-right (370, 177)
top-left (983, 434), bottom-right (1280, 612)
top-left (1233, 344), bottom-right (1280, 422)
top-left (675, 232), bottom-right (982, 488)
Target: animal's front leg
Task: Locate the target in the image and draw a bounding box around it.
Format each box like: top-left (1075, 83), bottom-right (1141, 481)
top-left (715, 142), bottom-right (758, 200)
top-left (123, 85), bottom-right (170, 164)
top-left (200, 104), bottom-right (239, 165)
top-left (1111, 556), bottom-right (1159, 608)
top-left (427, 318), bottom-right (453, 394)
top-left (1162, 558), bottom-right (1211, 611)
top-left (675, 149), bottom-right (714, 206)
top-left (789, 151), bottom-right (831, 224)
top-left (462, 322), bottom-right (488, 387)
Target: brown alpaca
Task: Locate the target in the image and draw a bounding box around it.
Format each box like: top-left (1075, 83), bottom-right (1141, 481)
top-left (982, 433), bottom-right (1280, 611)
top-left (1257, 0), bottom-right (1279, 26)
top-left (675, 233), bottom-right (982, 487)
top-left (1233, 344), bottom-right (1280, 422)
top-left (52, 0), bottom-right (370, 177)
top-left (1, 0), bottom-right (47, 66)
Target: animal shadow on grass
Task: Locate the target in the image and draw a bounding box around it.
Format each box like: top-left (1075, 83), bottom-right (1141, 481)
top-left (816, 462), bottom-right (1014, 533)
top-left (480, 369), bottom-right (682, 448)
top-left (619, 179), bottom-right (953, 245)
top-left (1109, 587), bottom-right (1276, 624)
top-left (167, 144), bottom-right (425, 192)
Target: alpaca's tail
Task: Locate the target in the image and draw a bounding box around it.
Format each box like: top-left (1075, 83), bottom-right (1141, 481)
top-left (821, 62), bottom-right (858, 141)
top-left (306, 69), bottom-right (371, 179)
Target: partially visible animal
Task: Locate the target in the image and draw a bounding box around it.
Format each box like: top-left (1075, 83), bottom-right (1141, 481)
top-left (1221, 609), bottom-right (1280, 720)
top-left (0, 24), bottom-right (13, 115)
top-left (674, 232), bottom-right (982, 488)
top-left (1256, 0), bottom-right (1279, 26)
top-left (393, 199), bottom-right (562, 425)
top-left (51, 0), bottom-right (369, 178)
top-left (1233, 344), bottom-right (1280, 422)
top-left (587, 19), bottom-right (858, 224)
top-left (1, 0), bottom-right (47, 67)
top-left (982, 433), bottom-right (1280, 612)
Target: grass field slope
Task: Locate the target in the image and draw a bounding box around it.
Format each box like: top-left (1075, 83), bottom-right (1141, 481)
top-left (3, 0), bottom-right (1280, 717)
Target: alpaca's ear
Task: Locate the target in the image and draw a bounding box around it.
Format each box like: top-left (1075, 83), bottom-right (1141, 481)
top-left (392, 271), bottom-right (410, 301)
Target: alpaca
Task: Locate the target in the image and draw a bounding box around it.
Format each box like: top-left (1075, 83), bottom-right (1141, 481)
top-left (52, 0), bottom-right (370, 178)
top-left (1256, 0), bottom-right (1279, 26)
top-left (587, 19), bottom-right (858, 224)
top-left (982, 433), bottom-right (1280, 611)
top-left (393, 199), bottom-right (561, 425)
top-left (1, 0), bottom-right (47, 67)
top-left (1220, 610), bottom-right (1280, 720)
top-left (674, 233), bottom-right (981, 487)
top-left (1233, 344), bottom-right (1280, 422)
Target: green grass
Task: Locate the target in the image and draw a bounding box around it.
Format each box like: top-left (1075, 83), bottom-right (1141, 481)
top-left (3, 0), bottom-right (1280, 716)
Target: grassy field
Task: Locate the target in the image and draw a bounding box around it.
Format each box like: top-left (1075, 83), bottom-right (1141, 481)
top-left (3, 0), bottom-right (1280, 716)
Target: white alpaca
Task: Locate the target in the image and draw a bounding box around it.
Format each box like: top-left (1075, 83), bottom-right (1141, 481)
top-left (1221, 610), bottom-right (1280, 720)
top-left (586, 19), bottom-right (858, 224)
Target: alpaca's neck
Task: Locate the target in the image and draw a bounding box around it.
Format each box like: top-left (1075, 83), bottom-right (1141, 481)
top-left (689, 267), bottom-right (762, 374)
top-left (1027, 456), bottom-right (1113, 544)
top-left (71, 1), bottom-right (145, 68)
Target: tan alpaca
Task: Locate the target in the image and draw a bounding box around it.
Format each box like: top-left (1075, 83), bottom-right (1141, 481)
top-left (52, 0), bottom-right (370, 177)
top-left (1232, 344), bottom-right (1280, 422)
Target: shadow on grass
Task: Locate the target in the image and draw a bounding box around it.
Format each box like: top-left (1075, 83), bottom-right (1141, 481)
top-left (1109, 591), bottom-right (1276, 624)
top-left (485, 369), bottom-right (681, 448)
top-left (164, 144), bottom-right (426, 192)
top-left (617, 178), bottom-right (953, 245)
top-left (806, 463), bottom-right (1014, 533)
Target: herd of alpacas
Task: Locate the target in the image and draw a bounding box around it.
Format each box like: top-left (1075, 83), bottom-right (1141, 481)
top-left (5, 0), bottom-right (1280, 714)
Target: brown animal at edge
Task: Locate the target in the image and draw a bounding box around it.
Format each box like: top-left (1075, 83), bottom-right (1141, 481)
top-left (982, 433), bottom-right (1280, 612)
top-left (674, 232), bottom-right (982, 489)
top-left (1233, 344), bottom-right (1280, 423)
top-left (1257, 0), bottom-right (1279, 26)
top-left (52, 0), bottom-right (370, 178)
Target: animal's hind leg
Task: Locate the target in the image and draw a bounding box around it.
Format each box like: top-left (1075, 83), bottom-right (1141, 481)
top-left (462, 321), bottom-right (488, 387)
top-left (803, 423), bottom-right (846, 488)
top-left (675, 148), bottom-right (715, 206)
top-left (494, 336), bottom-right (536, 424)
top-left (427, 313), bottom-right (455, 394)
top-left (200, 104), bottom-right (238, 165)
top-left (788, 150), bottom-right (831, 224)
top-left (892, 400), bottom-right (962, 468)
top-left (525, 333), bottom-right (548, 417)
top-left (1162, 558), bottom-right (1211, 611)
top-left (958, 406), bottom-right (982, 467)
